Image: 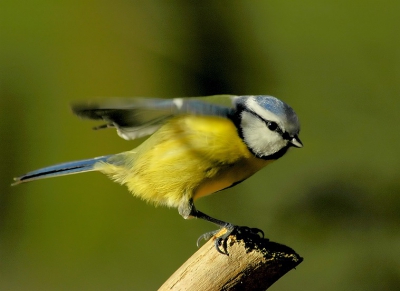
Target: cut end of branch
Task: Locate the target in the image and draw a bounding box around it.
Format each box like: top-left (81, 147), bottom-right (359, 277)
top-left (159, 227), bottom-right (303, 291)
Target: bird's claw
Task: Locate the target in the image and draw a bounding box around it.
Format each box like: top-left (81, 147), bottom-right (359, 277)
top-left (197, 225), bottom-right (264, 255)
top-left (196, 230), bottom-right (219, 248)
top-left (214, 234), bottom-right (230, 255)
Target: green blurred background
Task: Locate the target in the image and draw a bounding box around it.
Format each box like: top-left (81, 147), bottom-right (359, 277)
top-left (1, 1), bottom-right (400, 290)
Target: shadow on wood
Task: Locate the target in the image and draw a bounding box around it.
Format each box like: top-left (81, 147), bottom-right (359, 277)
top-left (159, 227), bottom-right (303, 290)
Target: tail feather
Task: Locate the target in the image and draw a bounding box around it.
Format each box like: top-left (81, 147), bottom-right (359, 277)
top-left (12, 155), bottom-right (112, 185)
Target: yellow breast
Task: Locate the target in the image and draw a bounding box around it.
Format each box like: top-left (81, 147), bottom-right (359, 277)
top-left (96, 115), bottom-right (271, 208)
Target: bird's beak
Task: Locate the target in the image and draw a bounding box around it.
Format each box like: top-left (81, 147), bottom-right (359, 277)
top-left (290, 135), bottom-right (303, 148)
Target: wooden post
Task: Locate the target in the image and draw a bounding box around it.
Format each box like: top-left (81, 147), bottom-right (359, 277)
top-left (159, 228), bottom-right (303, 290)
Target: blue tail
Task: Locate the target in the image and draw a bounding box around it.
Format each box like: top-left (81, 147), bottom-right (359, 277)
top-left (13, 155), bottom-right (112, 185)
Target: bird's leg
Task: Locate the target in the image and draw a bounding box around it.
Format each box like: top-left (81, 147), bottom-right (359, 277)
top-left (186, 200), bottom-right (234, 255)
top-left (189, 207), bottom-right (230, 228)
top-left (183, 199), bottom-right (264, 255)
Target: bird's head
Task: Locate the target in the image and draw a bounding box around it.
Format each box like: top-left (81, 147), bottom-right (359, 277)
top-left (235, 95), bottom-right (302, 159)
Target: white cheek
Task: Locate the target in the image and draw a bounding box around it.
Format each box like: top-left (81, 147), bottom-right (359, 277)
top-left (240, 111), bottom-right (287, 157)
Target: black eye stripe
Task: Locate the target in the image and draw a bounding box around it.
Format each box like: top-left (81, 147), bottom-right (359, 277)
top-left (247, 110), bottom-right (288, 137)
top-left (234, 108), bottom-right (293, 143)
top-left (281, 131), bottom-right (291, 141)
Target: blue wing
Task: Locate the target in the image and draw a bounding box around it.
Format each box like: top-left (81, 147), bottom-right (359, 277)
top-left (72, 95), bottom-right (239, 140)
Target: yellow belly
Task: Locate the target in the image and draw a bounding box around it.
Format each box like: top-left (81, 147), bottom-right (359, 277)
top-left (193, 157), bottom-right (272, 200)
top-left (96, 115), bottom-right (271, 208)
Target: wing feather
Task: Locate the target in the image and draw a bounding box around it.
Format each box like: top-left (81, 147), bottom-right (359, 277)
top-left (72, 95), bottom-right (238, 140)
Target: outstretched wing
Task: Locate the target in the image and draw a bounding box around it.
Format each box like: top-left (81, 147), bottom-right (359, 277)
top-left (72, 95), bottom-right (238, 140)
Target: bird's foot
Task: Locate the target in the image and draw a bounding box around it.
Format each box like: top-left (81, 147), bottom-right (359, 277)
top-left (197, 224), bottom-right (265, 255)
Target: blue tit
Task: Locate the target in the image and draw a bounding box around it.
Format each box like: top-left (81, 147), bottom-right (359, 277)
top-left (13, 95), bottom-right (302, 251)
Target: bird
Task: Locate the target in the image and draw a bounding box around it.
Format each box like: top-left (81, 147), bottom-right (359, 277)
top-left (13, 95), bottom-right (302, 253)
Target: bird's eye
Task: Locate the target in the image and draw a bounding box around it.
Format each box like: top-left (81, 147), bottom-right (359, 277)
top-left (267, 121), bottom-right (278, 131)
